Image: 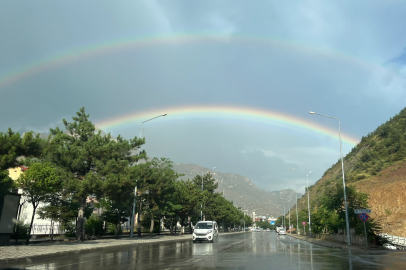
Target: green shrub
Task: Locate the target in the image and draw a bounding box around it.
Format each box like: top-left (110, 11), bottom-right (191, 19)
top-left (107, 223), bottom-right (122, 235)
top-left (85, 214), bottom-right (104, 236)
top-left (61, 222), bottom-right (76, 237)
top-left (11, 223), bottom-right (30, 239)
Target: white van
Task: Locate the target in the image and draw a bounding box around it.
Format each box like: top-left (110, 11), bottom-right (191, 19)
top-left (192, 221), bottom-right (219, 243)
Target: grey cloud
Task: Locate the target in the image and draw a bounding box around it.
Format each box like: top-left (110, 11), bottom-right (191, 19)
top-left (1, 1), bottom-right (406, 193)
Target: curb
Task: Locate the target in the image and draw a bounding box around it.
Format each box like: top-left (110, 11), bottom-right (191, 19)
top-left (286, 234), bottom-right (334, 248)
top-left (286, 234), bottom-right (362, 250)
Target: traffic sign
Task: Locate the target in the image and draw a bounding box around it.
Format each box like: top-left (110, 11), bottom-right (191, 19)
top-left (354, 209), bottom-right (371, 214)
top-left (358, 213), bottom-right (369, 222)
top-left (302, 222), bottom-right (306, 225)
top-left (270, 221), bottom-right (275, 225)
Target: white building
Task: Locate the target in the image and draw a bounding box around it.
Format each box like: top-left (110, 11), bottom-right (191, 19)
top-left (8, 166), bottom-right (61, 235)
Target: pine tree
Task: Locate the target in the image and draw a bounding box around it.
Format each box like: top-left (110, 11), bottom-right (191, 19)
top-left (46, 107), bottom-right (144, 241)
top-left (136, 158), bottom-right (179, 236)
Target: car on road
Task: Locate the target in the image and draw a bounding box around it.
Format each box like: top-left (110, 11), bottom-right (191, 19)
top-left (192, 221), bottom-right (219, 243)
top-left (266, 228), bottom-right (270, 232)
top-left (278, 229), bottom-right (286, 235)
top-left (383, 243), bottom-right (397, 250)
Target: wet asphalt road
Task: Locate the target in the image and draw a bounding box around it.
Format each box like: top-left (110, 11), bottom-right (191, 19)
top-left (2, 232), bottom-right (406, 270)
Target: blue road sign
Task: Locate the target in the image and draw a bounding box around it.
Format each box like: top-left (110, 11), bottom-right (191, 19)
top-left (358, 213), bottom-right (369, 222)
top-left (270, 221), bottom-right (275, 225)
top-left (354, 209), bottom-right (371, 214)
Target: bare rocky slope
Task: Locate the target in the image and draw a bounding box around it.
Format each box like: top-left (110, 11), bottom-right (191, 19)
top-left (294, 107), bottom-right (406, 237)
top-left (173, 163), bottom-right (300, 218)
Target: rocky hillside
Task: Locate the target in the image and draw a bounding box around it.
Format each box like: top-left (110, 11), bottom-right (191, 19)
top-left (173, 163), bottom-right (300, 218)
top-left (294, 107), bottom-right (406, 236)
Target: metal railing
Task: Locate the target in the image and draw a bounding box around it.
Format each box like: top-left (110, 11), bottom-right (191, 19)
top-left (31, 224), bottom-right (66, 235)
top-left (29, 223), bottom-right (176, 236)
top-left (121, 223), bottom-right (130, 232)
top-left (379, 233), bottom-right (406, 248)
top-left (313, 233), bottom-right (367, 246)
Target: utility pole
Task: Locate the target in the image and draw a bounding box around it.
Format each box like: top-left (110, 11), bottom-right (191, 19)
top-left (309, 111), bottom-right (351, 245)
top-left (296, 192), bottom-right (299, 235)
top-left (130, 113), bottom-right (167, 238)
top-left (243, 205), bottom-right (246, 232)
top-left (201, 173), bottom-right (203, 221)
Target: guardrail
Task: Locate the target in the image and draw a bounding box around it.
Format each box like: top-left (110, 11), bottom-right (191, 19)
top-left (379, 233), bottom-right (406, 249)
top-left (312, 233), bottom-right (367, 246)
top-left (31, 224), bottom-right (65, 235)
top-left (29, 223), bottom-right (181, 236)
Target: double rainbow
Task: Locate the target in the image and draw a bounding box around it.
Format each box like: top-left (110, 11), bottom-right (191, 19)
top-left (0, 33), bottom-right (363, 147)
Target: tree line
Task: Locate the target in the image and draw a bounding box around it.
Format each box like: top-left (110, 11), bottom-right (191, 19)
top-left (0, 107), bottom-right (252, 244)
top-left (280, 185), bottom-right (379, 242)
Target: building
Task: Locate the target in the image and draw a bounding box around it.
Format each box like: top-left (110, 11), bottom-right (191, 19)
top-left (7, 166), bottom-right (28, 180)
top-left (8, 166), bottom-right (61, 235)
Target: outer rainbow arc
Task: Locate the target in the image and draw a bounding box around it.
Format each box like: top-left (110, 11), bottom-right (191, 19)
top-left (0, 33), bottom-right (395, 89)
top-left (95, 105), bottom-right (359, 147)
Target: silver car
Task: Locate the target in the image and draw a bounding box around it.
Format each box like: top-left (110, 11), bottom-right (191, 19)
top-left (192, 221), bottom-right (219, 243)
top-left (278, 229), bottom-right (286, 235)
top-left (384, 243), bottom-right (397, 250)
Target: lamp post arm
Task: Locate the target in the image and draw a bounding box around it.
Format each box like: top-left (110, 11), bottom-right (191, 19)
top-left (142, 115), bottom-right (165, 124)
top-left (310, 112), bottom-right (339, 120)
top-left (140, 114), bottom-right (166, 136)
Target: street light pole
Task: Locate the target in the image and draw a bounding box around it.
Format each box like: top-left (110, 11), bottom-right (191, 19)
top-left (289, 201), bottom-right (291, 234)
top-left (130, 113), bottom-right (167, 238)
top-left (243, 204), bottom-right (246, 232)
top-left (292, 169), bottom-right (312, 237)
top-left (201, 172), bottom-right (203, 221)
top-left (281, 198), bottom-right (291, 233)
top-left (296, 192), bottom-right (299, 235)
top-left (309, 111), bottom-right (351, 245)
top-left (306, 172), bottom-right (311, 237)
top-left (283, 205), bottom-right (285, 229)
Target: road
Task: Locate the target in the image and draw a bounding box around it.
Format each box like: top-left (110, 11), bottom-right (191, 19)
top-left (2, 232), bottom-right (406, 270)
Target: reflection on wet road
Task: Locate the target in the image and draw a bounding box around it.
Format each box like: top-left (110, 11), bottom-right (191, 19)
top-left (3, 232), bottom-right (406, 269)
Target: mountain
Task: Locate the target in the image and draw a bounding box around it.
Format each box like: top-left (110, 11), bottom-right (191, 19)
top-left (173, 163), bottom-right (301, 218)
top-left (294, 107), bottom-right (406, 236)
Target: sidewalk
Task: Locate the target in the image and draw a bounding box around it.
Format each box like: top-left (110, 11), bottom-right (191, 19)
top-left (0, 234), bottom-right (191, 263)
top-left (0, 232), bottom-right (243, 263)
top-left (286, 234), bottom-right (366, 250)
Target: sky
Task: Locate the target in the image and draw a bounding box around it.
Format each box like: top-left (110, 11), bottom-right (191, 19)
top-left (1, 0), bottom-right (406, 193)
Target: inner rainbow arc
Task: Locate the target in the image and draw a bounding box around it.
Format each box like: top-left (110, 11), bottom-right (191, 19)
top-left (95, 105), bottom-right (359, 147)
